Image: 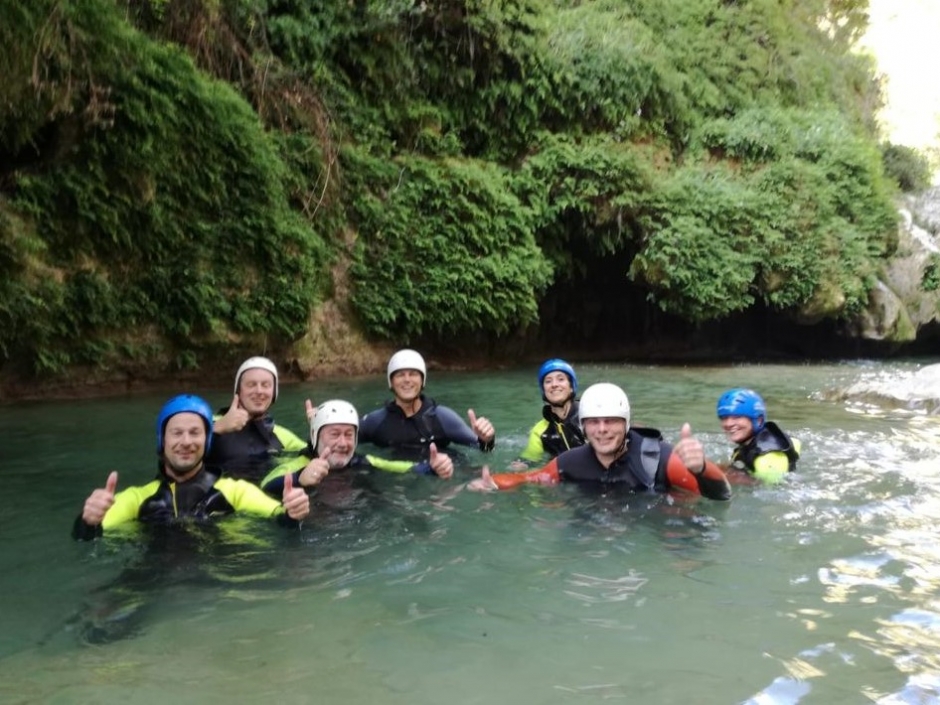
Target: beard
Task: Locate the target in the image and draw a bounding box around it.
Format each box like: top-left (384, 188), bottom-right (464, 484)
top-left (163, 454), bottom-right (204, 481)
top-left (327, 450), bottom-right (354, 470)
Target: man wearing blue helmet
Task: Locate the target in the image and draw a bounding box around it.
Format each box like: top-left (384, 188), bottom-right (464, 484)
top-left (716, 388), bottom-right (801, 483)
top-left (72, 394), bottom-right (310, 540)
top-left (515, 359), bottom-right (585, 467)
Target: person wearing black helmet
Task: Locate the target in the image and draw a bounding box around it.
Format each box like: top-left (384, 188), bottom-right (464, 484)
top-left (716, 388), bottom-right (800, 483)
top-left (72, 394), bottom-right (310, 540)
top-left (208, 356), bottom-right (310, 486)
top-left (514, 359), bottom-right (585, 469)
top-left (353, 349), bottom-right (496, 474)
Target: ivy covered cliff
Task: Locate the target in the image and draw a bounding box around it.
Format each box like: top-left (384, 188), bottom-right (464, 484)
top-left (0, 0), bottom-right (925, 397)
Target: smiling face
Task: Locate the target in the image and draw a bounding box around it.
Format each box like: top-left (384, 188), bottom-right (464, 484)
top-left (390, 369), bottom-right (423, 405)
top-left (162, 412), bottom-right (206, 480)
top-left (582, 416), bottom-right (628, 463)
top-left (237, 368), bottom-right (276, 417)
top-left (720, 415), bottom-right (756, 444)
top-left (542, 371), bottom-right (573, 407)
top-left (316, 423), bottom-right (357, 469)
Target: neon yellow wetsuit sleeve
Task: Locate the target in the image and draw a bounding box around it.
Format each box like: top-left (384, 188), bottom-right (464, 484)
top-left (270, 424), bottom-right (313, 475)
top-left (100, 480), bottom-right (162, 530)
top-left (752, 438), bottom-right (802, 484)
top-left (214, 477), bottom-right (284, 518)
top-left (273, 425), bottom-right (308, 453)
top-left (364, 454), bottom-right (425, 473)
top-left (520, 420), bottom-right (549, 463)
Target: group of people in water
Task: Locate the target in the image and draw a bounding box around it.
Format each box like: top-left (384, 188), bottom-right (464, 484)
top-left (73, 350), bottom-right (801, 540)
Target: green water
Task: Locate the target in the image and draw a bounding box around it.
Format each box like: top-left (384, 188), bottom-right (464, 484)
top-left (2, 361), bottom-right (940, 704)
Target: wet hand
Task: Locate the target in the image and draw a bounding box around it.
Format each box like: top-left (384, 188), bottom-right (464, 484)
top-left (466, 466), bottom-right (498, 492)
top-left (673, 423), bottom-right (706, 475)
top-left (429, 442), bottom-right (454, 479)
top-left (299, 446), bottom-right (331, 487)
top-left (82, 471), bottom-right (118, 525)
top-left (216, 394), bottom-right (249, 433)
top-left (468, 409), bottom-right (495, 443)
top-left (305, 398), bottom-right (317, 425)
top-left (282, 473), bottom-right (310, 521)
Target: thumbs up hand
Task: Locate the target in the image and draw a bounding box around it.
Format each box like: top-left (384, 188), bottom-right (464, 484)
top-left (428, 442), bottom-right (454, 479)
top-left (305, 398), bottom-right (317, 425)
top-left (468, 409), bottom-right (495, 444)
top-left (673, 423), bottom-right (706, 475)
top-left (82, 471), bottom-right (119, 525)
top-left (282, 473), bottom-right (310, 521)
top-left (216, 394), bottom-right (249, 433)
top-left (466, 466), bottom-right (498, 492)
top-left (298, 445), bottom-right (331, 487)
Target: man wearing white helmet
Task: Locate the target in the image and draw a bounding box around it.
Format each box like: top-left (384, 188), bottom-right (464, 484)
top-left (262, 399), bottom-right (456, 493)
top-left (468, 382), bottom-right (731, 500)
top-left (356, 349), bottom-right (496, 474)
top-left (207, 356), bottom-right (310, 486)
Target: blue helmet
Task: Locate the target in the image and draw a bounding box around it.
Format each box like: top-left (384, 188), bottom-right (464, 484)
top-left (716, 388), bottom-right (766, 432)
top-left (538, 359), bottom-right (578, 397)
top-left (156, 394), bottom-right (214, 453)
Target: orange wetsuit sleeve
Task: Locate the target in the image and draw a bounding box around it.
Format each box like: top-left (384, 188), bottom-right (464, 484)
top-left (491, 458), bottom-right (562, 490)
top-left (665, 456), bottom-right (732, 501)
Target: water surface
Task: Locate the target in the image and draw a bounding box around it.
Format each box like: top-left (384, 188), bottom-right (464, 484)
top-left (2, 361), bottom-right (939, 704)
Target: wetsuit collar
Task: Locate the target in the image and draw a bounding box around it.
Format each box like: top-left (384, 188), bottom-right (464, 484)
top-left (393, 392), bottom-right (425, 418)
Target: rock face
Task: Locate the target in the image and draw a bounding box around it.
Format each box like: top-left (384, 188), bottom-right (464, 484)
top-left (913, 186), bottom-right (940, 234)
top-left (848, 187), bottom-right (940, 341)
top-left (822, 362), bottom-right (940, 414)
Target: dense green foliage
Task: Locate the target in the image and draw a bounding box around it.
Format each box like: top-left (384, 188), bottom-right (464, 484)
top-left (881, 143), bottom-right (934, 193)
top-left (0, 0), bottom-right (908, 380)
top-left (346, 150), bottom-right (553, 338)
top-left (1, 0), bottom-right (328, 374)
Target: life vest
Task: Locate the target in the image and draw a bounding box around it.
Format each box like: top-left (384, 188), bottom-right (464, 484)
top-left (557, 427), bottom-right (667, 491)
top-left (138, 469), bottom-right (235, 524)
top-left (539, 401), bottom-right (585, 457)
top-left (207, 412), bottom-right (302, 484)
top-left (731, 421), bottom-right (800, 473)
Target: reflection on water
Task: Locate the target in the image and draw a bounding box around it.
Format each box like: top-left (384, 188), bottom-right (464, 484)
top-left (2, 360), bottom-right (940, 703)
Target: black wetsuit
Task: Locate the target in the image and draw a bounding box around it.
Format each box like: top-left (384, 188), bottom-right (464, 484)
top-left (358, 394), bottom-right (494, 461)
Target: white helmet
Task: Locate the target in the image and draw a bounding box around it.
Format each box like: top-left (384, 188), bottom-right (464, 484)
top-left (578, 383), bottom-right (630, 429)
top-left (311, 399), bottom-right (359, 450)
top-left (386, 349), bottom-right (427, 389)
top-left (235, 356), bottom-right (279, 402)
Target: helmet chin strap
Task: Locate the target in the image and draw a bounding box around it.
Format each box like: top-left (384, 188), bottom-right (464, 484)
top-left (615, 435), bottom-right (628, 457)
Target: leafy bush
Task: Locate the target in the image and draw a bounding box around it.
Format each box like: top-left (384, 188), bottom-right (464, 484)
top-left (923, 253), bottom-right (940, 292)
top-left (346, 149), bottom-right (552, 339)
top-left (3, 0), bottom-right (328, 374)
top-left (882, 142), bottom-right (933, 193)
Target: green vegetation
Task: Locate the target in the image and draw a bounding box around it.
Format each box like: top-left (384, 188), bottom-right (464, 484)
top-left (0, 0), bottom-right (907, 381)
top-left (922, 254), bottom-right (940, 293)
top-left (881, 143), bottom-right (934, 193)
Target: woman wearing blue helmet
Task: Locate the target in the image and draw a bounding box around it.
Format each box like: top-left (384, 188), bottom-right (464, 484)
top-left (716, 388), bottom-right (800, 483)
top-left (515, 359), bottom-right (586, 467)
top-left (73, 394), bottom-right (310, 540)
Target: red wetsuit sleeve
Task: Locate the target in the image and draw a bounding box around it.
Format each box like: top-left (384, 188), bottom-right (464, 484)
top-left (491, 458), bottom-right (562, 490)
top-left (665, 456), bottom-right (732, 501)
